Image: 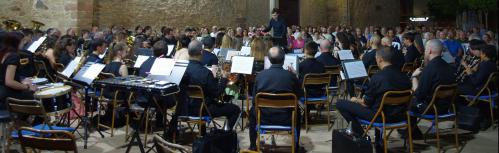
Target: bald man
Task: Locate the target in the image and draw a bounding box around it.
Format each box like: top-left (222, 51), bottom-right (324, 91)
top-left (404, 39), bottom-right (456, 138)
top-left (248, 47), bottom-right (302, 151)
top-left (316, 39), bottom-right (340, 66)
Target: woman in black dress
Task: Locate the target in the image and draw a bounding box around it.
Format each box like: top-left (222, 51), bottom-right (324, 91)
top-left (55, 36), bottom-right (77, 67)
top-left (103, 42), bottom-right (129, 77)
top-left (0, 32), bottom-right (37, 109)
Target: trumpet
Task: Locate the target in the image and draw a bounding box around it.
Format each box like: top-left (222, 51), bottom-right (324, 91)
top-left (32, 20), bottom-right (45, 30)
top-left (3, 19), bottom-right (22, 31)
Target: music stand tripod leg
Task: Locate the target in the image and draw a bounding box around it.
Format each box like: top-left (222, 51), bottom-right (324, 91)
top-left (126, 107), bottom-right (148, 153)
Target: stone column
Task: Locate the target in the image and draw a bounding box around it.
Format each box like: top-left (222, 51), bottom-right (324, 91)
top-left (269, 0), bottom-right (278, 18)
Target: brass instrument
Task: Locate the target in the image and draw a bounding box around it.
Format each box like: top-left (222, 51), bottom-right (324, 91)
top-left (3, 19), bottom-right (22, 31)
top-left (32, 20), bottom-right (45, 30)
top-left (456, 47), bottom-right (480, 83)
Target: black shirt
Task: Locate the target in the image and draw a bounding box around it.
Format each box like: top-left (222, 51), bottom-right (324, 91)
top-left (17, 50), bottom-right (36, 79)
top-left (201, 50), bottom-right (218, 67)
top-left (263, 17), bottom-right (287, 38)
top-left (86, 53), bottom-right (103, 64)
top-left (391, 47), bottom-right (405, 70)
top-left (58, 52), bottom-right (74, 67)
top-left (414, 57), bottom-right (456, 109)
top-left (299, 58), bottom-right (326, 97)
top-left (102, 61), bottom-right (124, 77)
top-left (0, 53), bottom-right (21, 88)
top-left (362, 49), bottom-right (377, 69)
top-left (316, 52), bottom-right (340, 66)
top-left (184, 60), bottom-right (227, 106)
top-left (467, 60), bottom-right (496, 91)
top-left (252, 64), bottom-right (301, 125)
top-left (138, 57), bottom-right (156, 77)
top-left (364, 65), bottom-right (411, 117)
top-left (404, 44), bottom-right (421, 63)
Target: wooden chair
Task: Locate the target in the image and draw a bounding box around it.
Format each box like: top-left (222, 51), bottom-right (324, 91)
top-left (461, 72), bottom-right (498, 126)
top-left (96, 72), bottom-right (126, 137)
top-left (358, 90), bottom-right (414, 153)
top-left (401, 62), bottom-right (416, 75)
top-left (243, 74), bottom-right (257, 130)
top-left (154, 135), bottom-right (191, 153)
top-left (33, 59), bottom-right (55, 82)
top-left (410, 84), bottom-right (459, 153)
top-left (255, 93), bottom-right (298, 153)
top-left (324, 65), bottom-right (342, 99)
top-left (17, 127), bottom-right (78, 153)
top-left (178, 85), bottom-right (217, 137)
top-left (300, 73), bottom-right (331, 132)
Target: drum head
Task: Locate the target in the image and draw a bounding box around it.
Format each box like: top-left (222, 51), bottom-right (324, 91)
top-left (31, 78), bottom-right (48, 85)
top-left (34, 85), bottom-right (72, 99)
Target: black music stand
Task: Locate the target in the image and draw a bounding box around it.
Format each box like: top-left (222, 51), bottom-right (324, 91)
top-left (127, 61), bottom-right (187, 153)
top-left (72, 62), bottom-right (106, 149)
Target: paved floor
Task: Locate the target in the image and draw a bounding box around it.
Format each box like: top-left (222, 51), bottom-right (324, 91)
top-left (3, 112), bottom-right (498, 153)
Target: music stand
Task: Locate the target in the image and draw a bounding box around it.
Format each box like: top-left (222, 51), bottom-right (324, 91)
top-left (27, 36), bottom-right (47, 53)
top-left (341, 60), bottom-right (368, 80)
top-left (338, 50), bottom-right (355, 61)
top-left (72, 62), bottom-right (106, 149)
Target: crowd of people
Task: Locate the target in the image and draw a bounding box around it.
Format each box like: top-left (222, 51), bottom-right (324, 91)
top-left (1, 7), bottom-right (498, 153)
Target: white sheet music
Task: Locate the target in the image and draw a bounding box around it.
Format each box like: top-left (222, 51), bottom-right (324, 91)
top-left (213, 48), bottom-right (221, 56)
top-left (284, 54), bottom-right (299, 74)
top-left (134, 55), bottom-right (149, 68)
top-left (226, 51), bottom-right (240, 61)
top-left (167, 45), bottom-right (175, 56)
top-left (314, 51), bottom-right (321, 58)
top-left (27, 36), bottom-right (47, 53)
top-left (338, 50), bottom-right (355, 60)
top-left (196, 37), bottom-right (203, 41)
top-left (230, 56), bottom-right (254, 74)
top-left (149, 58), bottom-right (175, 75)
top-left (61, 57), bottom-right (82, 78)
top-left (340, 71), bottom-right (345, 80)
top-left (240, 46), bottom-right (251, 56)
top-left (343, 61), bottom-right (367, 79)
top-left (82, 63), bottom-right (105, 79)
top-left (264, 56), bottom-right (271, 69)
top-left (293, 48), bottom-right (303, 54)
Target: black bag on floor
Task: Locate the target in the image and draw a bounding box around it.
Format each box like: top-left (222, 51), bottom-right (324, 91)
top-left (457, 105), bottom-right (481, 132)
top-left (332, 129), bottom-right (373, 153)
top-left (192, 129), bottom-right (238, 153)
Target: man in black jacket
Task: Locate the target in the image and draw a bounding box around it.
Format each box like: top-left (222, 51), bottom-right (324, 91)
top-left (263, 8), bottom-right (287, 50)
top-left (248, 47), bottom-right (302, 151)
top-left (336, 47), bottom-right (411, 152)
top-left (184, 40), bottom-right (240, 130)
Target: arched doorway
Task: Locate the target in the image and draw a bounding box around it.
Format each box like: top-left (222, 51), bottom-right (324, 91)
top-left (279, 0), bottom-right (300, 26)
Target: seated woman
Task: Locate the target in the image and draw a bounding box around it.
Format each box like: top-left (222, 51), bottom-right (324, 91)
top-left (55, 36), bottom-right (77, 67)
top-left (459, 44), bottom-right (497, 96)
top-left (0, 32), bottom-right (37, 110)
top-left (291, 32), bottom-right (305, 53)
top-left (250, 37), bottom-right (266, 73)
top-left (173, 35), bottom-right (191, 61)
top-left (102, 42), bottom-right (129, 77)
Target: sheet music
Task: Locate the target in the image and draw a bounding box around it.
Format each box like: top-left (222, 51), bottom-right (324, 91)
top-left (284, 54), bottom-right (299, 74)
top-left (264, 56), bottom-right (271, 69)
top-left (293, 48), bottom-right (303, 54)
top-left (167, 45), bottom-right (175, 56)
top-left (340, 71), bottom-right (345, 80)
top-left (240, 46), bottom-right (251, 56)
top-left (213, 48), bottom-right (221, 55)
top-left (230, 56), bottom-right (254, 74)
top-left (196, 37), bottom-right (203, 41)
top-left (27, 36), bottom-right (47, 53)
top-left (61, 57), bottom-right (82, 77)
top-left (133, 55), bottom-right (150, 68)
top-left (338, 50), bottom-right (355, 60)
top-left (343, 61), bottom-right (367, 79)
top-left (82, 64), bottom-right (105, 79)
top-left (98, 48), bottom-right (108, 59)
top-left (226, 51), bottom-right (240, 61)
top-left (314, 51), bottom-right (321, 58)
top-left (149, 58), bottom-right (175, 75)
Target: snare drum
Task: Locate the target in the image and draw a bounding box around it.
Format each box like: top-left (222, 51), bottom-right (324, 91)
top-left (30, 77), bottom-right (49, 85)
top-left (34, 85), bottom-right (73, 115)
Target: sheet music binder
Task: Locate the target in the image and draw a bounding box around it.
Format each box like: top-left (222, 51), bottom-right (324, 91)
top-left (148, 60), bottom-right (189, 85)
top-left (341, 60), bottom-right (368, 80)
top-left (73, 62), bottom-right (106, 85)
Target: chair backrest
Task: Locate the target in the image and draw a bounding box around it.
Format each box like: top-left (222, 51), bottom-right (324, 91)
top-left (475, 72), bottom-right (498, 97)
top-left (6, 97), bottom-right (46, 116)
top-left (18, 127), bottom-right (78, 153)
top-left (401, 62), bottom-right (415, 73)
top-left (154, 135), bottom-right (191, 153)
top-left (420, 84), bottom-right (458, 114)
top-left (324, 65), bottom-right (341, 75)
top-left (255, 93), bottom-right (297, 109)
top-left (367, 65), bottom-right (379, 76)
top-left (187, 85), bottom-right (205, 100)
top-left (33, 59), bottom-right (55, 82)
top-left (303, 73), bottom-right (331, 86)
top-left (379, 90), bottom-right (413, 107)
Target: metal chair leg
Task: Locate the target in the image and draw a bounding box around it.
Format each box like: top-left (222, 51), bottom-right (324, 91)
top-left (454, 117), bottom-right (460, 151)
top-left (304, 104), bottom-right (309, 132)
top-left (435, 118), bottom-right (440, 153)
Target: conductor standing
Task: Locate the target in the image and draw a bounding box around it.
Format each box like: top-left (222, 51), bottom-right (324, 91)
top-left (263, 8), bottom-right (288, 52)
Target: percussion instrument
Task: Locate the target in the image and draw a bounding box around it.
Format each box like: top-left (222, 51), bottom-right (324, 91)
top-left (34, 84), bottom-right (73, 115)
top-left (94, 75), bottom-right (179, 96)
top-left (30, 77), bottom-right (48, 85)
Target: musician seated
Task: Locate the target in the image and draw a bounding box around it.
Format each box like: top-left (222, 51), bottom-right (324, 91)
top-left (250, 37), bottom-right (266, 72)
top-left (407, 39), bottom-right (457, 138)
top-left (200, 37), bottom-right (218, 67)
top-left (459, 44), bottom-right (496, 96)
top-left (382, 37), bottom-right (405, 70)
top-left (402, 32), bottom-right (421, 63)
top-left (298, 41), bottom-right (325, 97)
top-left (248, 47), bottom-right (302, 151)
top-left (336, 47), bottom-right (411, 152)
top-left (85, 38), bottom-right (107, 64)
top-left (183, 40), bottom-right (240, 129)
top-left (1, 32), bottom-right (37, 110)
top-left (173, 35), bottom-right (191, 61)
top-left (17, 29), bottom-right (37, 79)
top-left (362, 35), bottom-right (381, 69)
top-left (316, 39), bottom-right (340, 67)
top-left (56, 36), bottom-right (77, 66)
top-left (102, 42), bottom-right (129, 100)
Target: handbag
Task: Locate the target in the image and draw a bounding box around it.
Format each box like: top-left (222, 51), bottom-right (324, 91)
top-left (192, 129), bottom-right (238, 153)
top-left (457, 105), bottom-right (481, 132)
top-left (332, 129), bottom-right (373, 153)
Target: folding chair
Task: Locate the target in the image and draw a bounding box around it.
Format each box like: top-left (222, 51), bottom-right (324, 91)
top-left (18, 127), bottom-right (78, 153)
top-left (461, 72), bottom-right (498, 126)
top-left (300, 73), bottom-right (331, 132)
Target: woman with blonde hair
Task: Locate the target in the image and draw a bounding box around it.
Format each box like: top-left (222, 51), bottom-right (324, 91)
top-left (103, 42), bottom-right (128, 77)
top-left (220, 35), bottom-right (233, 49)
top-left (250, 37), bottom-right (266, 72)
